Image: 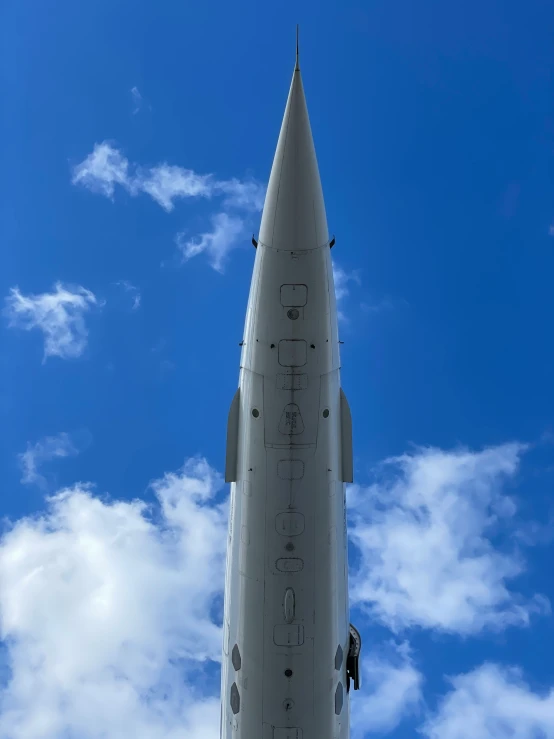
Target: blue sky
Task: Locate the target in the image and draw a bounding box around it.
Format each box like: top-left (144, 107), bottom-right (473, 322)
top-left (2, 0), bottom-right (554, 737)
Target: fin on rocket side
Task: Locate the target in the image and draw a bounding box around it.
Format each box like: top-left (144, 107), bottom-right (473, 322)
top-left (225, 388), bottom-right (240, 483)
top-left (340, 388), bottom-right (353, 483)
top-left (346, 624), bottom-right (362, 692)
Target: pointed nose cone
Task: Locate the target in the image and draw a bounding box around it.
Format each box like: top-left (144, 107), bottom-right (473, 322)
top-left (259, 65), bottom-right (329, 251)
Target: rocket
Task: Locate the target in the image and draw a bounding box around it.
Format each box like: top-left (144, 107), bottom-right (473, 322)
top-left (221, 29), bottom-right (361, 739)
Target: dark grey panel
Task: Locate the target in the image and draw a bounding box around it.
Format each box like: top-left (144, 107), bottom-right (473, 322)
top-left (335, 644), bottom-right (343, 671)
top-left (230, 682), bottom-right (240, 714)
top-left (231, 644), bottom-right (242, 671)
top-left (335, 681), bottom-right (343, 715)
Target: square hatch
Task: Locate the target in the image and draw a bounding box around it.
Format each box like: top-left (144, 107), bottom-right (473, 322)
top-left (280, 284), bottom-right (307, 306)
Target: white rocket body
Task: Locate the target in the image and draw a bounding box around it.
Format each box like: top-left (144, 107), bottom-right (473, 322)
top-left (221, 58), bottom-right (360, 739)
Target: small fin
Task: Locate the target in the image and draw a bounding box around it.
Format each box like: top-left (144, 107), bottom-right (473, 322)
top-left (225, 387), bottom-right (240, 482)
top-left (340, 388), bottom-right (353, 483)
top-left (346, 623), bottom-right (362, 691)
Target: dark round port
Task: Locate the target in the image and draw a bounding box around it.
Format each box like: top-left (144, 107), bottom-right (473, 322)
top-left (252, 408), bottom-right (259, 418)
top-left (270, 343), bottom-right (275, 348)
top-left (322, 409), bottom-right (330, 418)
top-left (285, 542), bottom-right (295, 551)
top-left (284, 669), bottom-right (293, 678)
top-left (287, 308), bottom-right (299, 320)
top-left (310, 344), bottom-right (315, 349)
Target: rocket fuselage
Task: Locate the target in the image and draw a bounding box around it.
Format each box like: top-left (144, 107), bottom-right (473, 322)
top-left (221, 62), bottom-right (356, 739)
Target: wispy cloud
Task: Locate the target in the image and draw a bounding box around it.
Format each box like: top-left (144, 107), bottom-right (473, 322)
top-left (360, 297), bottom-right (398, 314)
top-left (72, 143), bottom-right (215, 211)
top-left (19, 433), bottom-right (79, 488)
top-left (175, 212), bottom-right (245, 273)
top-left (72, 142), bottom-right (265, 271)
top-left (4, 283), bottom-right (99, 361)
top-left (0, 457), bottom-right (226, 739)
top-left (332, 260), bottom-right (361, 301)
top-left (214, 178), bottom-right (265, 212)
top-left (348, 442), bottom-right (550, 635)
top-left (71, 144), bottom-right (131, 199)
top-left (115, 280), bottom-right (141, 310)
top-left (332, 260), bottom-right (361, 322)
top-left (135, 164), bottom-right (214, 212)
top-left (130, 86), bottom-right (145, 115)
top-left (351, 641), bottom-right (423, 738)
top-left (421, 663), bottom-right (554, 739)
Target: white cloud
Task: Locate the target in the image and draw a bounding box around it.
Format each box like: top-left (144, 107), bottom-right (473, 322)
top-left (131, 86), bottom-right (143, 115)
top-left (19, 433), bottom-right (78, 488)
top-left (72, 143), bottom-right (131, 199)
top-left (115, 280), bottom-right (141, 310)
top-left (421, 663), bottom-right (554, 739)
top-left (351, 642), bottom-right (423, 738)
top-left (348, 443), bottom-right (550, 635)
top-left (0, 457), bottom-right (226, 739)
top-left (175, 212), bottom-right (245, 273)
top-left (136, 164), bottom-right (214, 212)
top-left (72, 142), bottom-right (265, 216)
top-left (72, 143), bottom-right (213, 212)
top-left (4, 283), bottom-right (99, 361)
top-left (332, 260), bottom-right (361, 322)
top-left (214, 177), bottom-right (266, 212)
top-left (72, 142), bottom-right (265, 269)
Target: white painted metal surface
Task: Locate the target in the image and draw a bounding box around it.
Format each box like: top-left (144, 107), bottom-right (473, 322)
top-left (221, 53), bottom-right (355, 739)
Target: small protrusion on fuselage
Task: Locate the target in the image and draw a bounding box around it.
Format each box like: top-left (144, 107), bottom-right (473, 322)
top-left (346, 623), bottom-right (362, 691)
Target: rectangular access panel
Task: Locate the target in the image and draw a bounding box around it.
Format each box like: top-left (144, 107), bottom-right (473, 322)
top-left (278, 339), bottom-right (307, 367)
top-left (280, 284), bottom-right (307, 306)
top-left (273, 624), bottom-right (304, 646)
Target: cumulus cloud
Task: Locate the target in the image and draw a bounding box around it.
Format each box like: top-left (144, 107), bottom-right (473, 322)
top-left (4, 283), bottom-right (99, 361)
top-left (175, 212), bottom-right (245, 273)
top-left (19, 433), bottom-right (79, 488)
top-left (351, 642), bottom-right (423, 738)
top-left (421, 663), bottom-right (554, 739)
top-left (0, 457), bottom-right (226, 739)
top-left (348, 443), bottom-right (550, 635)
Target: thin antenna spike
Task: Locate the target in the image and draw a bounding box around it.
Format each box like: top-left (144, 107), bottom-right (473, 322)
top-left (295, 25), bottom-right (300, 71)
